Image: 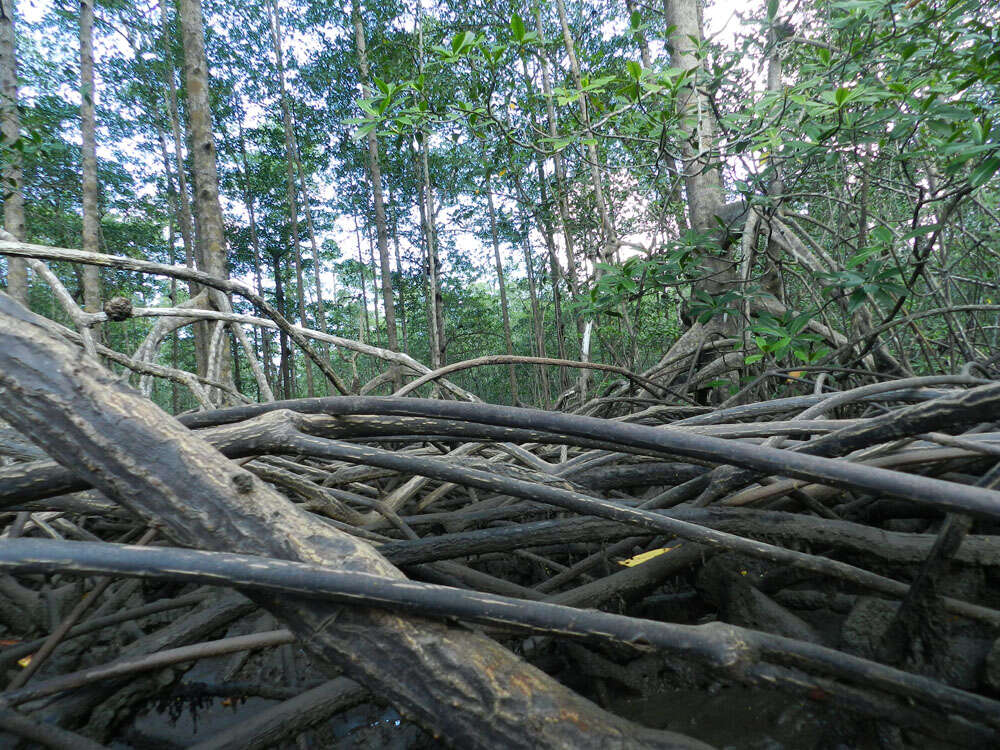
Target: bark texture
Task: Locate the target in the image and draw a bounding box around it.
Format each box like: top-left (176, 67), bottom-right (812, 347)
top-left (79, 0), bottom-right (102, 327)
top-left (0, 0), bottom-right (26, 301)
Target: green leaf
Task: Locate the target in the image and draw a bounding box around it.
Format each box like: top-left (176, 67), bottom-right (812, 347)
top-left (834, 86), bottom-right (851, 107)
top-left (970, 156), bottom-right (1000, 188)
top-left (351, 123), bottom-right (375, 141)
top-left (871, 225), bottom-right (893, 244)
top-left (510, 13), bottom-right (525, 42)
top-left (451, 31), bottom-right (474, 54)
top-left (847, 289), bottom-right (867, 313)
top-left (900, 224), bottom-right (940, 241)
top-left (627, 61), bottom-right (642, 80)
top-left (846, 246), bottom-right (881, 268)
top-left (630, 10), bottom-right (641, 30)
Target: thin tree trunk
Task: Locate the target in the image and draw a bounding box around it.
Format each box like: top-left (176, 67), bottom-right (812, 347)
top-left (366, 222), bottom-right (382, 347)
top-left (553, 0), bottom-right (615, 264)
top-left (625, 0), bottom-right (686, 247)
top-left (271, 250), bottom-right (293, 398)
top-left (412, 145), bottom-right (435, 365)
top-left (485, 174), bottom-right (518, 405)
top-left (626, 0), bottom-right (652, 67)
top-left (352, 0), bottom-right (399, 354)
top-left (79, 0), bottom-right (102, 337)
top-left (0, 0), bottom-right (26, 302)
top-left (414, 144), bottom-right (439, 368)
top-left (523, 167), bottom-right (568, 394)
top-left (230, 333), bottom-right (244, 392)
top-left (155, 123), bottom-right (184, 410)
top-left (422, 142), bottom-right (446, 368)
top-left (534, 8), bottom-right (589, 399)
top-left (533, 8), bottom-right (580, 301)
top-left (390, 188), bottom-right (409, 355)
top-left (159, 4), bottom-right (196, 275)
top-left (234, 116), bottom-right (275, 390)
top-left (554, 0), bottom-right (639, 377)
top-left (414, 180), bottom-right (437, 371)
top-left (159, 0), bottom-right (207, 383)
top-left (629, 0), bottom-right (689, 243)
top-left (353, 215), bottom-right (372, 349)
top-left (520, 205), bottom-right (550, 408)
top-left (415, 1), bottom-right (445, 368)
top-left (251, 324), bottom-right (264, 397)
top-left (289, 111), bottom-right (329, 392)
top-left (296, 161), bottom-right (328, 336)
top-left (167, 218), bottom-right (180, 413)
top-left (513, 54), bottom-right (568, 393)
top-left (266, 0), bottom-right (314, 398)
top-left (177, 0), bottom-right (234, 392)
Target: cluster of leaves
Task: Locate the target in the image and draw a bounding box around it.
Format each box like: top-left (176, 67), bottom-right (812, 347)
top-left (745, 310), bottom-right (830, 365)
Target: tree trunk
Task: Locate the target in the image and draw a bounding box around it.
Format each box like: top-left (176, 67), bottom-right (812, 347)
top-left (266, 0), bottom-right (314, 398)
top-left (79, 0), bottom-right (102, 337)
top-left (353, 215), bottom-right (372, 351)
top-left (626, 0), bottom-right (652, 67)
top-left (664, 0), bottom-right (728, 276)
top-left (485, 174), bottom-right (518, 405)
top-left (166, 217), bottom-right (180, 412)
top-left (415, 2), bottom-right (445, 369)
top-left (1, 0), bottom-right (27, 302)
top-left (554, 0), bottom-right (616, 265)
top-left (513, 57), bottom-right (568, 394)
top-left (524, 167), bottom-right (568, 395)
top-left (535, 7), bottom-right (593, 399)
top-left (533, 8), bottom-right (580, 301)
top-left (352, 0), bottom-right (399, 355)
top-left (555, 0), bottom-right (641, 378)
top-left (271, 250), bottom-right (293, 398)
top-left (223, 115), bottom-right (274, 390)
top-left (412, 146), bottom-right (433, 362)
top-left (644, 0), bottom-right (738, 405)
top-left (177, 0), bottom-right (233, 392)
top-left (366, 222), bottom-right (382, 347)
top-left (159, 5), bottom-right (196, 276)
top-left (519, 204), bottom-right (550, 408)
top-left (417, 134), bottom-right (444, 369)
top-left (233, 116), bottom-right (275, 390)
top-left (290, 112), bottom-right (330, 387)
top-left (160, 0), bottom-right (208, 379)
top-left (155, 122), bottom-right (186, 410)
top-left (389, 187), bottom-right (409, 355)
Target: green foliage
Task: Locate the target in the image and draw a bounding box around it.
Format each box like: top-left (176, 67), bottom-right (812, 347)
top-left (10, 0), bottom-right (1000, 409)
top-left (744, 311), bottom-right (830, 366)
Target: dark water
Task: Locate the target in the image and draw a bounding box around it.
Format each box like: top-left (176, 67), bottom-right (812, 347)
top-left (612, 686), bottom-right (859, 749)
top-left (118, 686), bottom-right (864, 749)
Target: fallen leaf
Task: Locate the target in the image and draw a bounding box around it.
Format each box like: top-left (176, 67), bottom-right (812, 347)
top-left (618, 547), bottom-right (675, 567)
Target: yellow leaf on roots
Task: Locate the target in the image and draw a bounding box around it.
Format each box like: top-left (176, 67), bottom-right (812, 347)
top-left (617, 547), bottom-right (675, 567)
